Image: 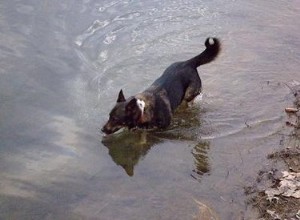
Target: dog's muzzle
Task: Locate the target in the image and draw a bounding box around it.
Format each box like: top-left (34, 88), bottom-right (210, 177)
top-left (101, 122), bottom-right (122, 135)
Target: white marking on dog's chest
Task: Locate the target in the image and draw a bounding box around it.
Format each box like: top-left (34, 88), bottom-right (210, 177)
top-left (137, 99), bottom-right (145, 114)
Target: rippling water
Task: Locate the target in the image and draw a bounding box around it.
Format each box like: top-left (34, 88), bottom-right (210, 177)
top-left (0, 0), bottom-right (299, 219)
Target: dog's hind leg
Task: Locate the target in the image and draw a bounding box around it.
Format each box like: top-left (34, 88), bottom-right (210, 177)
top-left (182, 94), bottom-right (198, 108)
top-left (183, 76), bottom-right (202, 105)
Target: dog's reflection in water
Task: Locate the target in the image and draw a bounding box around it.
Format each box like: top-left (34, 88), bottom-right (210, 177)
top-left (102, 126), bottom-right (210, 178)
top-left (102, 131), bottom-right (160, 176)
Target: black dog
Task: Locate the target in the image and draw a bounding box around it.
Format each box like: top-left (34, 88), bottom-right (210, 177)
top-left (102, 37), bottom-right (221, 134)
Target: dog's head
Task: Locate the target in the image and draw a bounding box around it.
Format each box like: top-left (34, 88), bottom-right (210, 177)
top-left (102, 90), bottom-right (145, 135)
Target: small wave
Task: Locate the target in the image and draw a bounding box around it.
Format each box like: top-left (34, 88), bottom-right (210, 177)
top-left (103, 34), bottom-right (116, 45)
top-left (113, 12), bottom-right (142, 21)
top-left (98, 1), bottom-right (119, 12)
top-left (201, 124), bottom-right (245, 140)
top-left (75, 20), bottom-right (110, 47)
top-left (98, 50), bottom-right (108, 62)
top-left (202, 115), bottom-right (283, 140)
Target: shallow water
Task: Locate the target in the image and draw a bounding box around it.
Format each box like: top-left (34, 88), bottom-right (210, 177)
top-left (0, 0), bottom-right (299, 219)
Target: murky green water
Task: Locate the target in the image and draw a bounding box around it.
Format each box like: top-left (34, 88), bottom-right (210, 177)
top-left (1, 0), bottom-right (299, 219)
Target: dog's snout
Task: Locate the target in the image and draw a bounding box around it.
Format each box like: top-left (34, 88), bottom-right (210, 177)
top-left (101, 125), bottom-right (110, 134)
top-left (101, 123), bottom-right (108, 134)
top-left (101, 121), bottom-right (122, 135)
top-left (101, 122), bottom-right (114, 135)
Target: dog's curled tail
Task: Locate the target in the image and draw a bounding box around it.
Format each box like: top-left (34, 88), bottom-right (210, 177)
top-left (187, 37), bottom-right (221, 68)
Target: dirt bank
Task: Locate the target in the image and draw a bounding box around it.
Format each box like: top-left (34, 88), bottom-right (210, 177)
top-left (246, 82), bottom-right (300, 220)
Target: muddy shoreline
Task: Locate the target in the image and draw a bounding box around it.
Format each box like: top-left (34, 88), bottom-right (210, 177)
top-left (246, 82), bottom-right (300, 220)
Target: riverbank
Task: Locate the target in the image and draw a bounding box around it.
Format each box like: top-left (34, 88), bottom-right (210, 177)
top-left (246, 82), bottom-right (300, 219)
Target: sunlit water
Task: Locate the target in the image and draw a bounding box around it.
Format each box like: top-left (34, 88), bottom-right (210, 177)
top-left (0, 0), bottom-right (299, 219)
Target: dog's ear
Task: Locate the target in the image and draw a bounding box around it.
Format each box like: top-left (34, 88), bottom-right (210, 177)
top-left (117, 89), bottom-right (126, 102)
top-left (125, 98), bottom-right (138, 113)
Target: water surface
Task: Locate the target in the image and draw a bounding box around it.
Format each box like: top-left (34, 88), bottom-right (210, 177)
top-left (1, 0), bottom-right (300, 219)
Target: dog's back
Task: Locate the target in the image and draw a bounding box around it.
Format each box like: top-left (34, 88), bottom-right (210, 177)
top-left (145, 37), bottom-right (221, 111)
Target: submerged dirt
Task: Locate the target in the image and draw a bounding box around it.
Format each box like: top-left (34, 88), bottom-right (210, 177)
top-left (246, 82), bottom-right (300, 220)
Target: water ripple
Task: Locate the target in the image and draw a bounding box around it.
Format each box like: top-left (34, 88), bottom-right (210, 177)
top-left (103, 34), bottom-right (116, 45)
top-left (113, 12), bottom-right (142, 21)
top-left (74, 1), bottom-right (217, 101)
top-left (202, 115), bottom-right (284, 140)
top-left (75, 20), bottom-right (110, 47)
top-left (98, 1), bottom-right (121, 13)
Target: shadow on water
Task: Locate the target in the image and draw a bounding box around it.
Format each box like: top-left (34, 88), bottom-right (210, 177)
top-left (102, 104), bottom-right (211, 178)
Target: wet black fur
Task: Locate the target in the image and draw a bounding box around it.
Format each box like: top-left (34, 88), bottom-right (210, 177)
top-left (102, 37), bottom-right (221, 135)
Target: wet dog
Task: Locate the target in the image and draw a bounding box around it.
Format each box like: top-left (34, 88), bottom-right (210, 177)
top-left (102, 37), bottom-right (221, 135)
